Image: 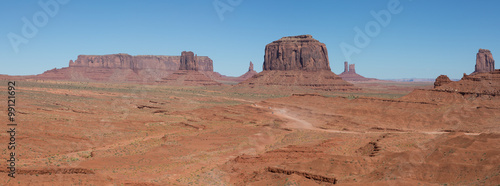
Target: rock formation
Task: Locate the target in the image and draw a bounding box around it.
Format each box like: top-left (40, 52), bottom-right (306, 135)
top-left (241, 35), bottom-right (359, 91)
top-left (263, 35), bottom-right (330, 71)
top-left (239, 61), bottom-right (258, 80)
top-left (37, 53), bottom-right (215, 82)
top-left (349, 64), bottom-right (356, 73)
top-left (158, 51), bottom-right (221, 86)
top-left (404, 50), bottom-right (500, 103)
top-left (249, 61), bottom-right (254, 72)
top-left (69, 53), bottom-right (213, 71)
top-left (474, 49), bottom-right (495, 74)
top-left (179, 51), bottom-right (197, 71)
top-left (403, 70), bottom-right (500, 103)
top-left (433, 75), bottom-right (452, 88)
top-left (339, 61), bottom-right (376, 81)
top-left (203, 61), bottom-right (258, 84)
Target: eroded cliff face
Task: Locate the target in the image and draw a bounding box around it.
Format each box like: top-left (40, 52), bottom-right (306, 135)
top-left (69, 53), bottom-right (213, 71)
top-left (179, 51), bottom-right (197, 71)
top-left (263, 35), bottom-right (330, 71)
top-left (241, 35), bottom-right (359, 91)
top-left (474, 49), bottom-right (495, 73)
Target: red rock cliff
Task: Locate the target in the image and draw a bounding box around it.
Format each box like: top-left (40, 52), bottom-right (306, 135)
top-left (69, 53), bottom-right (213, 71)
top-left (474, 49), bottom-right (495, 73)
top-left (263, 35), bottom-right (330, 71)
top-left (179, 51), bottom-right (197, 71)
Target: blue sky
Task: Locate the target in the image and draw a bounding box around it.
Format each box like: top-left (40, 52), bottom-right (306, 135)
top-left (1, 0), bottom-right (499, 79)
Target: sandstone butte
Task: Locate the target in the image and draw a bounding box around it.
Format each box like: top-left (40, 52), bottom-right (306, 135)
top-left (473, 48), bottom-right (495, 74)
top-left (338, 61), bottom-right (376, 81)
top-left (263, 35), bottom-right (330, 71)
top-left (157, 51), bottom-right (222, 86)
top-left (241, 35), bottom-right (359, 91)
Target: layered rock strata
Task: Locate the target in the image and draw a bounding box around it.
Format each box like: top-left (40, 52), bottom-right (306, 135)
top-left (241, 35), bottom-right (359, 91)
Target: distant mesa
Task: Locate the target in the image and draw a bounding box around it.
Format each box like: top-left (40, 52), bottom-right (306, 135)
top-left (338, 61), bottom-right (376, 81)
top-left (36, 53), bottom-right (216, 83)
top-left (473, 48), bottom-right (495, 74)
top-left (31, 52), bottom-right (261, 85)
top-left (241, 35), bottom-right (359, 91)
top-left (69, 53), bottom-right (213, 72)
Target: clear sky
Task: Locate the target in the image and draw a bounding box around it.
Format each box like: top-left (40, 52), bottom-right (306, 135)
top-left (1, 0), bottom-right (499, 79)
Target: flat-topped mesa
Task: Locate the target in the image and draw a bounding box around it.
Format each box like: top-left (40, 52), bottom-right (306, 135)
top-left (179, 51), bottom-right (197, 71)
top-left (474, 48), bottom-right (495, 73)
top-left (69, 53), bottom-right (213, 72)
top-left (263, 35), bottom-right (331, 71)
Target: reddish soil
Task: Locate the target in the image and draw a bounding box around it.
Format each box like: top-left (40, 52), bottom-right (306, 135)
top-left (157, 70), bottom-right (222, 86)
top-left (240, 70), bottom-right (360, 91)
top-left (0, 75), bottom-right (498, 185)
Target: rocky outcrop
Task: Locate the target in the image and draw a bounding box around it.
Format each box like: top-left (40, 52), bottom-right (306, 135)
top-left (404, 49), bottom-right (499, 102)
top-left (249, 61), bottom-right (254, 72)
top-left (37, 53), bottom-right (215, 83)
top-left (349, 64), bottom-right (356, 73)
top-left (203, 61), bottom-right (258, 84)
top-left (241, 35), bottom-right (359, 91)
top-left (239, 61), bottom-right (258, 80)
top-left (434, 75), bottom-right (452, 88)
top-left (263, 35), bottom-right (330, 71)
top-left (339, 61), bottom-right (376, 81)
top-left (158, 51), bottom-right (221, 86)
top-left (179, 51), bottom-right (197, 71)
top-left (69, 53), bottom-right (213, 71)
top-left (474, 49), bottom-right (495, 74)
top-left (403, 70), bottom-right (500, 103)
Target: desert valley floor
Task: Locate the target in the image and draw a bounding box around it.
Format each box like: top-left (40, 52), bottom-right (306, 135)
top-left (0, 79), bottom-right (499, 185)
